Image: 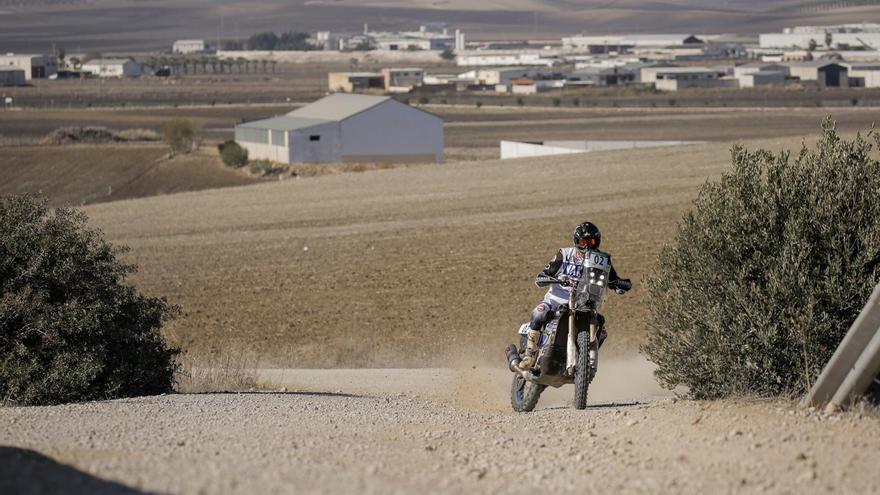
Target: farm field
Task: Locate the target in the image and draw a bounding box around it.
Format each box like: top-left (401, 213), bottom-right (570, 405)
top-left (1, 105), bottom-right (876, 208)
top-left (78, 132), bottom-right (827, 369)
top-left (0, 144), bottom-right (260, 206)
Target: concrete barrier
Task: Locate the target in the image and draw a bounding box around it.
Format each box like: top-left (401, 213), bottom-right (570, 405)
top-left (803, 282), bottom-right (880, 410)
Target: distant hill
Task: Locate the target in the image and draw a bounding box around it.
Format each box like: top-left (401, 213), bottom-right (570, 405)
top-left (1, 0), bottom-right (879, 52)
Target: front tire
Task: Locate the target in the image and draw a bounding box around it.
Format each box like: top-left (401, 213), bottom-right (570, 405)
top-left (574, 330), bottom-right (593, 410)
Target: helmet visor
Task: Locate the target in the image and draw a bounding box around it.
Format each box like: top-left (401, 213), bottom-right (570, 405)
top-left (578, 237), bottom-right (598, 249)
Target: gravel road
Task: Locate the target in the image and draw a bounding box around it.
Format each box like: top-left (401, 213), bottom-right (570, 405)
top-left (2, 362), bottom-right (879, 495)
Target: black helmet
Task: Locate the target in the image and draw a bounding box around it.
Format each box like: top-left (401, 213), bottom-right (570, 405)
top-left (573, 222), bottom-right (601, 251)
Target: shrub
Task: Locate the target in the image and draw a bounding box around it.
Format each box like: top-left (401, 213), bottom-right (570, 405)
top-left (516, 97), bottom-right (525, 106)
top-left (552, 97), bottom-right (561, 107)
top-left (418, 96), bottom-right (430, 105)
top-left (161, 119), bottom-right (201, 155)
top-left (249, 159), bottom-right (276, 176)
top-left (0, 195), bottom-right (179, 405)
top-left (475, 100), bottom-right (483, 108)
top-left (218, 140), bottom-right (248, 167)
top-left (572, 97), bottom-right (580, 107)
top-left (643, 120), bottom-right (880, 399)
top-left (439, 47), bottom-right (455, 60)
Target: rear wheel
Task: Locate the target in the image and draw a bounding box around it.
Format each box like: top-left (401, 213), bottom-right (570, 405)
top-left (510, 334), bottom-right (546, 412)
top-left (510, 374), bottom-right (546, 412)
top-left (574, 330), bottom-right (593, 410)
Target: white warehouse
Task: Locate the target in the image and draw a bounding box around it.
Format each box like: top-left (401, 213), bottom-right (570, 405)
top-left (234, 94), bottom-right (444, 164)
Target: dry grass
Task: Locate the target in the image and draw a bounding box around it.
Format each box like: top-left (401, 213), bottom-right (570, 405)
top-left (174, 351), bottom-right (263, 393)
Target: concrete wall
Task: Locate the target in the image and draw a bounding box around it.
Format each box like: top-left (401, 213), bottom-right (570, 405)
top-left (500, 140), bottom-right (702, 160)
top-left (340, 100), bottom-right (443, 163)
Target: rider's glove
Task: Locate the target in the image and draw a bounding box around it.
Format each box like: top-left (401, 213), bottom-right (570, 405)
top-left (613, 279), bottom-right (633, 294)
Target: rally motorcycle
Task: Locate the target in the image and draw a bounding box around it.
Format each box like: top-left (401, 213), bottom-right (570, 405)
top-left (505, 249), bottom-right (630, 412)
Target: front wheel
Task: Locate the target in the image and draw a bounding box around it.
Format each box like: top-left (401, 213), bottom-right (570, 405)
top-left (574, 330), bottom-right (593, 410)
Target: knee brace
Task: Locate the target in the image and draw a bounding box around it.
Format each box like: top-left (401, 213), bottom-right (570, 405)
top-left (529, 302), bottom-right (554, 331)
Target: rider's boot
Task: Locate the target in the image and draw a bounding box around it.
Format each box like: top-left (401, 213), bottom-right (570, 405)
top-left (517, 328), bottom-right (541, 370)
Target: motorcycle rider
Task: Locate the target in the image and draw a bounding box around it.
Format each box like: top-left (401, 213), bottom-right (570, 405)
top-left (518, 221), bottom-right (631, 370)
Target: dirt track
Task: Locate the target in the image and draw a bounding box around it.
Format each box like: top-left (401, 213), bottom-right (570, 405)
top-left (3, 364), bottom-right (879, 495)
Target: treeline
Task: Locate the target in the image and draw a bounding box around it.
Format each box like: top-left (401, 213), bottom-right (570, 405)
top-left (221, 31), bottom-right (320, 51)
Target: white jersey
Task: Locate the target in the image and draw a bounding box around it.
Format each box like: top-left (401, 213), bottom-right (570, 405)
top-left (542, 247), bottom-right (586, 305)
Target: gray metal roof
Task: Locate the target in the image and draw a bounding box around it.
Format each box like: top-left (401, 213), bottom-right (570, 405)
top-left (237, 116), bottom-right (330, 131)
top-left (237, 93), bottom-right (441, 132)
top-left (287, 94), bottom-right (390, 121)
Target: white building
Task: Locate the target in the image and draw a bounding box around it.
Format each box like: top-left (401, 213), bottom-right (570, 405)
top-left (457, 67), bottom-right (556, 85)
top-left (562, 34), bottom-right (707, 53)
top-left (234, 94), bottom-right (444, 164)
top-left (81, 59), bottom-right (142, 78)
top-left (847, 63), bottom-right (880, 87)
top-left (787, 61), bottom-right (849, 87)
top-left (733, 62), bottom-right (789, 78)
top-left (0, 53), bottom-right (57, 80)
top-left (369, 25), bottom-right (455, 51)
top-left (173, 40), bottom-right (215, 54)
top-left (0, 67), bottom-right (26, 86)
top-left (760, 24), bottom-right (880, 49)
top-left (456, 52), bottom-right (559, 67)
top-left (642, 67), bottom-right (735, 91)
top-left (738, 71), bottom-right (786, 88)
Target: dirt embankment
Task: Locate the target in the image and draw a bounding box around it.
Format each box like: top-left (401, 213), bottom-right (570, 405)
top-left (2, 366), bottom-right (878, 494)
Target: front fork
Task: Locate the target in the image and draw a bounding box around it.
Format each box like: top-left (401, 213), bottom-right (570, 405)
top-left (565, 306), bottom-right (598, 376)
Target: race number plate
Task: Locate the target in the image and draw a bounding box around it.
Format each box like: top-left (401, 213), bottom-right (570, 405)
top-left (517, 323), bottom-right (529, 335)
top-left (586, 251), bottom-right (609, 269)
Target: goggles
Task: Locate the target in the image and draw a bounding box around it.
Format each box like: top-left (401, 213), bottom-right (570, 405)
top-left (578, 237), bottom-right (598, 249)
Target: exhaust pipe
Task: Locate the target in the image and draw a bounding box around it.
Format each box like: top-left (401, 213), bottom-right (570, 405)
top-left (505, 344), bottom-right (521, 372)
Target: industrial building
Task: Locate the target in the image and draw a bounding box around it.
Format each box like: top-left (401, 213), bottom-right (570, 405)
top-left (381, 68), bottom-right (424, 92)
top-left (327, 72), bottom-right (384, 92)
top-left (457, 67), bottom-right (556, 86)
top-left (847, 63), bottom-right (880, 87)
top-left (81, 59), bottom-right (142, 78)
top-left (173, 40), bottom-right (215, 54)
top-left (562, 34), bottom-right (706, 53)
top-left (0, 53), bottom-right (57, 80)
top-left (567, 65), bottom-right (642, 86)
top-left (0, 67), bottom-right (26, 86)
top-left (456, 52), bottom-right (558, 67)
top-left (759, 24), bottom-right (880, 50)
top-left (234, 94), bottom-right (444, 164)
top-left (787, 61), bottom-right (849, 87)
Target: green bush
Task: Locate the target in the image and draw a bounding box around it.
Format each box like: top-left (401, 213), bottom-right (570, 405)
top-left (161, 119), bottom-right (201, 155)
top-left (218, 140), bottom-right (248, 167)
top-left (643, 121), bottom-right (880, 399)
top-left (0, 195), bottom-right (179, 405)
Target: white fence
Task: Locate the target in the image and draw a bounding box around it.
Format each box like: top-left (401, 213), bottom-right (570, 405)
top-left (499, 140), bottom-right (702, 160)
